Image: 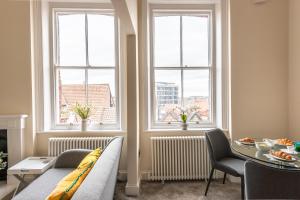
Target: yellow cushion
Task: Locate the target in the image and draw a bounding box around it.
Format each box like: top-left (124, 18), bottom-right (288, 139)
top-left (77, 148), bottom-right (101, 170)
top-left (46, 148), bottom-right (102, 200)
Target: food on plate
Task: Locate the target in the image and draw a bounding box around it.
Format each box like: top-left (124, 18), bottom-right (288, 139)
top-left (271, 150), bottom-right (292, 160)
top-left (276, 138), bottom-right (293, 146)
top-left (239, 137), bottom-right (255, 143)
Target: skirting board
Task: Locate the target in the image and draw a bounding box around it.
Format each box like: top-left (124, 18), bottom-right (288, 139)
top-left (119, 170), bottom-right (224, 181)
top-left (228, 175), bottom-right (241, 183)
top-left (125, 179), bottom-right (140, 196)
top-left (118, 170), bottom-right (150, 181)
top-left (7, 175), bottom-right (19, 185)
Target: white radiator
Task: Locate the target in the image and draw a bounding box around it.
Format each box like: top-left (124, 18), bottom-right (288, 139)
top-left (48, 137), bottom-right (113, 156)
top-left (150, 136), bottom-right (219, 181)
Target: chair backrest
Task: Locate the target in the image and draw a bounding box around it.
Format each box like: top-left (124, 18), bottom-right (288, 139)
top-left (205, 129), bottom-right (232, 165)
top-left (245, 160), bottom-right (300, 199)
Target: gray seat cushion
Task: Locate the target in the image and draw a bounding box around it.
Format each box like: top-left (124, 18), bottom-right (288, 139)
top-left (216, 157), bottom-right (244, 177)
top-left (13, 168), bottom-right (74, 200)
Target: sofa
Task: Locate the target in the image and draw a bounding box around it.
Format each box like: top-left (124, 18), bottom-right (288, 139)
top-left (13, 136), bottom-right (123, 200)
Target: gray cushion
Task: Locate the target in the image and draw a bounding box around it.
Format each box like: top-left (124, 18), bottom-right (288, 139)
top-left (216, 157), bottom-right (244, 177)
top-left (54, 149), bottom-right (92, 168)
top-left (13, 168), bottom-right (74, 200)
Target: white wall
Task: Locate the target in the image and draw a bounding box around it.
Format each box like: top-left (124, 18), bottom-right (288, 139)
top-left (288, 0), bottom-right (300, 140)
top-left (230, 0), bottom-right (289, 139)
top-left (0, 0), bottom-right (34, 156)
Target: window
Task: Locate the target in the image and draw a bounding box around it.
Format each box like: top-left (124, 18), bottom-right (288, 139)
top-left (51, 9), bottom-right (119, 130)
top-left (150, 8), bottom-right (215, 129)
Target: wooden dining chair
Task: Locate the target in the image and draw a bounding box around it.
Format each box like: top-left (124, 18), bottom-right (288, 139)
top-left (205, 129), bottom-right (246, 199)
top-left (245, 160), bottom-right (300, 199)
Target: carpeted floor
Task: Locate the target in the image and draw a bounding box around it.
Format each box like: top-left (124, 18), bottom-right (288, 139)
top-left (114, 180), bottom-right (241, 200)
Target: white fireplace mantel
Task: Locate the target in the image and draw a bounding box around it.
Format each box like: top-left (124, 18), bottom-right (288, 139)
top-left (0, 115), bottom-right (28, 168)
top-left (0, 115), bottom-right (28, 130)
top-left (0, 115), bottom-right (28, 184)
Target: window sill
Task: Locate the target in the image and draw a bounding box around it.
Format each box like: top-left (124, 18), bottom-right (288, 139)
top-left (144, 128), bottom-right (228, 135)
top-left (37, 130), bottom-right (126, 135)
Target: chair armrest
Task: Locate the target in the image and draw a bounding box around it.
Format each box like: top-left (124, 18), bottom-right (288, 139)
top-left (54, 149), bottom-right (92, 168)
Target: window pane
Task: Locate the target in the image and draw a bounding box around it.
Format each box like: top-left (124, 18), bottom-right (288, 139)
top-left (57, 69), bottom-right (86, 124)
top-left (88, 14), bottom-right (115, 66)
top-left (58, 14), bottom-right (86, 66)
top-left (183, 70), bottom-right (210, 122)
top-left (154, 70), bottom-right (181, 123)
top-left (182, 16), bottom-right (209, 66)
top-left (154, 16), bottom-right (180, 67)
top-left (88, 69), bottom-right (117, 124)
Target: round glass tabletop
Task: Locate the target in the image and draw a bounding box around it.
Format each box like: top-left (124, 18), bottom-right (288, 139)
top-left (231, 140), bottom-right (300, 170)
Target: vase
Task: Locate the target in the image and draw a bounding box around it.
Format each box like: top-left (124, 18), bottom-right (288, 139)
top-left (181, 122), bottom-right (188, 130)
top-left (81, 119), bottom-right (88, 131)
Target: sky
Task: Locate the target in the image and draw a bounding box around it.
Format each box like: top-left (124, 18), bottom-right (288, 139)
top-left (58, 13), bottom-right (210, 98)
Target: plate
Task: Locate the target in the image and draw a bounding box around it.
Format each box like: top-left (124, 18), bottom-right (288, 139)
top-left (263, 139), bottom-right (292, 148)
top-left (280, 149), bottom-right (299, 155)
top-left (275, 142), bottom-right (293, 147)
top-left (239, 141), bottom-right (255, 146)
top-left (275, 139), bottom-right (294, 147)
top-left (269, 154), bottom-right (297, 162)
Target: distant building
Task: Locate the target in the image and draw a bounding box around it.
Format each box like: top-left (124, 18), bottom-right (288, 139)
top-left (155, 81), bottom-right (210, 123)
top-left (156, 82), bottom-right (179, 105)
top-left (59, 84), bottom-right (116, 124)
top-left (185, 96), bottom-right (209, 122)
top-left (156, 82), bottom-right (179, 120)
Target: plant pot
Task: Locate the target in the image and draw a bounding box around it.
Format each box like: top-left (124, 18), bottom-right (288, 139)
top-left (181, 122), bottom-right (188, 130)
top-left (81, 119), bottom-right (88, 131)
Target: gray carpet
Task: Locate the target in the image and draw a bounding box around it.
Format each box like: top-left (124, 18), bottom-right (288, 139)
top-left (114, 180), bottom-right (241, 200)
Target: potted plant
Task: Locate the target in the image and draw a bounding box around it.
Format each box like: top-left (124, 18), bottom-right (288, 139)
top-left (180, 112), bottom-right (188, 130)
top-left (0, 152), bottom-right (7, 170)
top-left (73, 103), bottom-right (92, 131)
top-left (177, 106), bottom-right (201, 130)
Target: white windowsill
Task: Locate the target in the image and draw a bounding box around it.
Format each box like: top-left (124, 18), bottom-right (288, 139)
top-left (145, 128), bottom-right (213, 133)
top-left (145, 128), bottom-right (228, 134)
top-left (37, 130), bottom-right (126, 135)
top-left (147, 128), bottom-right (213, 131)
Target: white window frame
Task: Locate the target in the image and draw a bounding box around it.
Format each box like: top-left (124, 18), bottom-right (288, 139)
top-left (149, 4), bottom-right (216, 130)
top-left (49, 4), bottom-right (121, 130)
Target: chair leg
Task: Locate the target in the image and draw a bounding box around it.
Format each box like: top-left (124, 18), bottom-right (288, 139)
top-left (223, 173), bottom-right (226, 184)
top-left (205, 168), bottom-right (214, 196)
top-left (241, 176), bottom-right (245, 200)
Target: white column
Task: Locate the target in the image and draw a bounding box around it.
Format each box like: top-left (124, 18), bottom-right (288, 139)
top-left (125, 34), bottom-right (140, 196)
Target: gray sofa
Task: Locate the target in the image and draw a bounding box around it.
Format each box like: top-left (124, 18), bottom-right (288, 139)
top-left (13, 136), bottom-right (123, 200)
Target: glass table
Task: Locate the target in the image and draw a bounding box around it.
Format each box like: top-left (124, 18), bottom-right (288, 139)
top-left (231, 140), bottom-right (300, 170)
